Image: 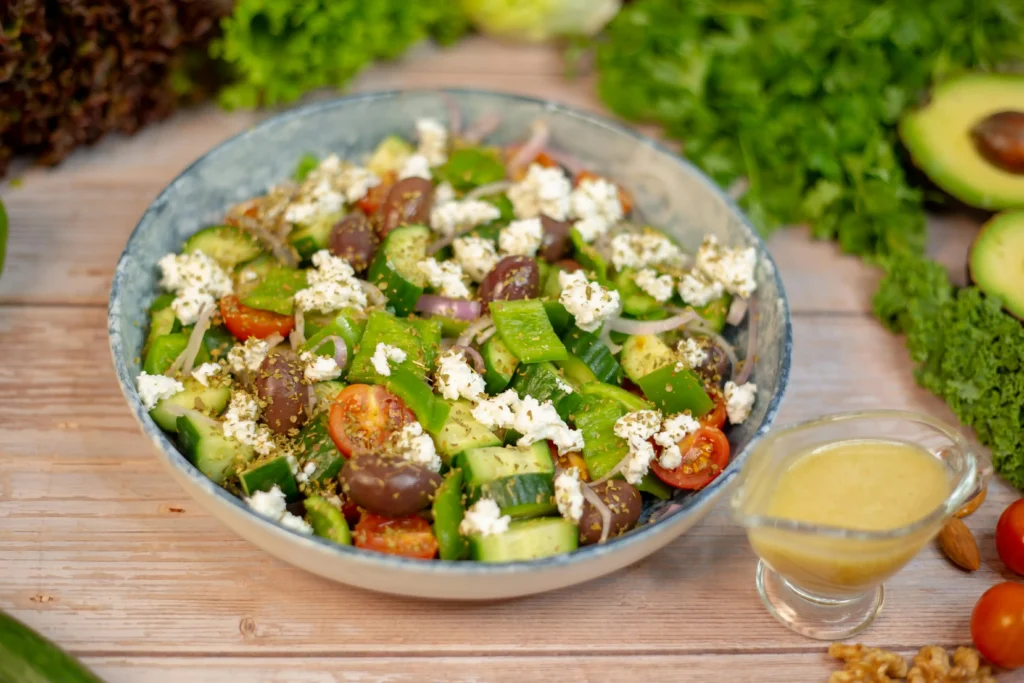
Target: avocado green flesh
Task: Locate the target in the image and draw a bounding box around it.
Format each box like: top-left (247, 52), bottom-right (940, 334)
top-left (970, 210), bottom-right (1024, 319)
top-left (900, 73), bottom-right (1024, 210)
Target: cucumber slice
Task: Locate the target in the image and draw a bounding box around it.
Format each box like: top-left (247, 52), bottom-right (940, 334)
top-left (289, 211), bottom-right (342, 262)
top-left (0, 611), bottom-right (104, 683)
top-left (469, 472), bottom-right (556, 519)
top-left (469, 517), bottom-right (578, 562)
top-left (238, 455), bottom-right (299, 501)
top-left (481, 335), bottom-right (518, 393)
top-left (457, 442), bottom-right (553, 488)
top-left (145, 305), bottom-right (179, 354)
top-left (508, 362), bottom-right (583, 421)
top-left (620, 334), bottom-right (676, 384)
top-left (184, 225), bottom-right (263, 268)
top-left (367, 224), bottom-right (430, 316)
top-left (304, 496), bottom-right (352, 545)
top-left (150, 379), bottom-right (231, 432)
top-left (432, 400), bottom-right (501, 462)
top-left (490, 299), bottom-right (568, 364)
top-left (560, 325), bottom-right (622, 384)
top-left (692, 294), bottom-right (732, 334)
top-left (433, 468), bottom-right (469, 560)
top-left (556, 354), bottom-right (598, 385)
top-left (176, 410), bottom-right (254, 485)
top-left (614, 268), bottom-right (661, 317)
top-left (570, 228), bottom-right (609, 284)
top-left (296, 413), bottom-right (345, 483)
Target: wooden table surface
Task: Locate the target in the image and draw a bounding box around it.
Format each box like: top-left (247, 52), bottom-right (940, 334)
top-left (2, 37), bottom-right (1022, 683)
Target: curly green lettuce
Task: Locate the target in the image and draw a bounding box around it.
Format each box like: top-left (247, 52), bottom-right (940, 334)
top-left (213, 0), bottom-right (469, 109)
top-left (874, 251), bottom-right (1024, 489)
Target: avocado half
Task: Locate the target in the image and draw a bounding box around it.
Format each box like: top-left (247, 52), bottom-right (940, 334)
top-left (901, 73), bottom-right (1024, 210)
top-left (970, 210), bottom-right (1024, 319)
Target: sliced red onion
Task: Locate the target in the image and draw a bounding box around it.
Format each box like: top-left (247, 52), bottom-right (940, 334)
top-left (237, 215), bottom-right (298, 268)
top-left (607, 312), bottom-right (696, 336)
top-left (476, 325), bottom-right (497, 345)
top-left (451, 345), bottom-right (485, 374)
top-left (167, 303), bottom-right (214, 378)
top-left (462, 112), bottom-right (502, 144)
top-left (734, 298), bottom-right (757, 385)
top-left (686, 318), bottom-right (739, 374)
top-left (726, 297), bottom-right (749, 326)
top-left (598, 324), bottom-right (622, 354)
top-left (358, 279), bottom-right (388, 307)
top-left (456, 315), bottom-right (494, 348)
top-left (591, 455), bottom-right (629, 487)
top-left (507, 120), bottom-right (550, 178)
top-left (264, 332), bottom-right (286, 349)
top-left (415, 294), bottom-right (482, 321)
top-left (465, 180), bottom-right (513, 201)
top-left (309, 335), bottom-right (349, 372)
top-left (289, 308), bottom-right (306, 349)
top-left (306, 387), bottom-right (318, 419)
top-left (581, 483), bottom-right (614, 544)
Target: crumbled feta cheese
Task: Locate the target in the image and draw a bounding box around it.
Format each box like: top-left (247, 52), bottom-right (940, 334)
top-left (570, 177), bottom-right (623, 242)
top-left (416, 118), bottom-right (449, 166)
top-left (610, 233), bottom-right (682, 271)
top-left (675, 338), bottom-right (707, 370)
top-left (430, 199), bottom-right (502, 237)
top-left (471, 389), bottom-right (521, 430)
top-left (695, 235), bottom-right (758, 298)
top-left (434, 349), bottom-right (486, 402)
top-left (554, 376), bottom-right (574, 394)
top-left (136, 371), bottom-right (184, 410)
top-left (223, 392), bottom-right (276, 456)
top-left (295, 460), bottom-right (317, 485)
top-left (284, 155), bottom-right (380, 222)
top-left (299, 350), bottom-right (342, 382)
top-left (191, 362), bottom-right (223, 388)
top-left (284, 180), bottom-right (344, 225)
top-left (507, 164), bottom-right (572, 221)
top-left (513, 396), bottom-right (585, 455)
top-left (434, 181), bottom-right (456, 206)
top-left (677, 270), bottom-right (725, 307)
top-left (227, 337), bottom-right (270, 375)
top-left (245, 485), bottom-right (313, 535)
top-left (634, 268), bottom-right (674, 303)
top-left (294, 249), bottom-right (367, 313)
top-left (338, 165), bottom-right (381, 204)
top-left (724, 381), bottom-right (757, 425)
top-left (453, 236), bottom-right (500, 282)
top-left (554, 469), bottom-right (585, 523)
top-left (391, 421), bottom-right (442, 473)
top-left (398, 153), bottom-right (432, 180)
top-left (498, 218), bottom-right (543, 257)
top-left (558, 270), bottom-right (621, 333)
top-left (417, 258), bottom-right (471, 299)
top-left (614, 410), bottom-right (662, 485)
top-left (158, 251), bottom-right (233, 325)
top-left (459, 498), bottom-right (511, 537)
top-left (653, 412), bottom-right (701, 469)
top-left (370, 343), bottom-right (407, 377)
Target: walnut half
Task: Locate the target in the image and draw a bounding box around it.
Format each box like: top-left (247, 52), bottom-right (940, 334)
top-left (828, 644), bottom-right (996, 683)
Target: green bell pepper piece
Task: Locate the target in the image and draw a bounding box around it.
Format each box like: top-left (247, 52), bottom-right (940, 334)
top-left (580, 382), bottom-right (652, 413)
top-left (383, 366), bottom-right (450, 433)
top-left (202, 325), bottom-right (235, 361)
top-left (347, 311), bottom-right (437, 383)
top-left (570, 228), bottom-right (609, 284)
top-left (143, 333), bottom-right (211, 375)
top-left (300, 308), bottom-right (367, 372)
top-left (304, 495), bottom-right (352, 545)
top-left (542, 300), bottom-right (571, 335)
top-left (614, 268), bottom-right (661, 317)
top-left (435, 147), bottom-right (506, 192)
top-left (433, 468), bottom-right (470, 560)
top-left (636, 364), bottom-right (713, 416)
top-left (239, 266), bottom-right (308, 316)
top-left (490, 299), bottom-right (567, 364)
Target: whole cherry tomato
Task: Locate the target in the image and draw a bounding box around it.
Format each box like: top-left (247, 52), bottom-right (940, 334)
top-left (996, 499), bottom-right (1024, 576)
top-left (971, 581), bottom-right (1024, 669)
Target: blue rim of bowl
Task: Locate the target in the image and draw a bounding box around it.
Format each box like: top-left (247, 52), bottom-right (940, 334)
top-left (109, 88), bottom-right (792, 576)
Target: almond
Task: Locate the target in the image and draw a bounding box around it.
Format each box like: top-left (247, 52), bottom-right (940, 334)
top-left (955, 486), bottom-right (987, 518)
top-left (938, 517), bottom-right (981, 572)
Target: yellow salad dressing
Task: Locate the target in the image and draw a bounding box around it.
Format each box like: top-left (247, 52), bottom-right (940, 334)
top-left (749, 439), bottom-right (952, 593)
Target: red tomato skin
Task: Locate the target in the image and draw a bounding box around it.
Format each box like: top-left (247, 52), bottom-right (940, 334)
top-left (700, 389), bottom-right (727, 430)
top-left (996, 499), bottom-right (1024, 576)
top-left (971, 582), bottom-right (1024, 669)
top-left (327, 384), bottom-right (415, 458)
top-left (354, 512), bottom-right (438, 560)
top-left (650, 426), bottom-right (730, 490)
top-left (219, 295), bottom-right (294, 341)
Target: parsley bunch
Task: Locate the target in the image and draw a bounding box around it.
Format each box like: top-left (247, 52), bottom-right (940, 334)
top-left (875, 252), bottom-right (1024, 489)
top-left (595, 0), bottom-right (1023, 256)
top-left (213, 0), bottom-right (469, 109)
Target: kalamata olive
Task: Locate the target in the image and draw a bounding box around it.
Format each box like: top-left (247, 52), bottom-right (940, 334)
top-left (578, 480), bottom-right (643, 546)
top-left (971, 110), bottom-right (1024, 174)
top-left (329, 210), bottom-right (379, 272)
top-left (477, 255), bottom-right (540, 306)
top-left (538, 215), bottom-right (573, 262)
top-left (693, 338), bottom-right (731, 385)
top-left (377, 177), bottom-right (434, 238)
top-left (554, 258), bottom-right (583, 273)
top-left (253, 352), bottom-right (311, 435)
top-left (339, 454), bottom-right (442, 517)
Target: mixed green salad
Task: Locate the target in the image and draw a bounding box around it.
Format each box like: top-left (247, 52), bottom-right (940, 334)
top-left (136, 117), bottom-right (761, 562)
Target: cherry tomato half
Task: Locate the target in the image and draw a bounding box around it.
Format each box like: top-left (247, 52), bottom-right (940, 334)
top-left (700, 388), bottom-right (727, 430)
top-left (328, 384), bottom-right (416, 458)
top-left (575, 170), bottom-right (634, 215)
top-left (997, 499), bottom-right (1024, 576)
top-left (548, 441), bottom-right (590, 482)
top-left (971, 581), bottom-right (1024, 669)
top-left (354, 512), bottom-right (438, 560)
top-left (650, 426), bottom-right (730, 490)
top-left (220, 295), bottom-right (295, 341)
top-left (357, 171), bottom-right (394, 216)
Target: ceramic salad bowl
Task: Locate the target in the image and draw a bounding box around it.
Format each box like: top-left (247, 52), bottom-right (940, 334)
top-left (109, 89), bottom-right (792, 599)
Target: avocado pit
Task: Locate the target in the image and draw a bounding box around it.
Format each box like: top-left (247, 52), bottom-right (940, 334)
top-left (971, 110), bottom-right (1024, 175)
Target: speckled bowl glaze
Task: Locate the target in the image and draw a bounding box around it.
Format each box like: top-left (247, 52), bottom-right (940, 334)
top-left (109, 89), bottom-right (792, 600)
